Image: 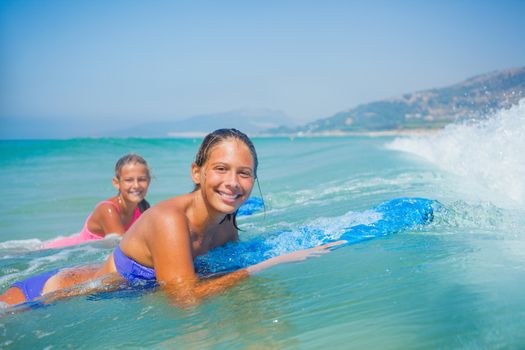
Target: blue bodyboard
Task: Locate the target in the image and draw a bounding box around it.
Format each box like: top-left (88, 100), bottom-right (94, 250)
top-left (195, 197), bottom-right (437, 275)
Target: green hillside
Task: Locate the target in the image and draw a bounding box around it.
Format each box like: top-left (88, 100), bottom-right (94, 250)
top-left (278, 66), bottom-right (525, 134)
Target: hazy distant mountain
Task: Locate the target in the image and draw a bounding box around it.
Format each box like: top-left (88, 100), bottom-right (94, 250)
top-left (272, 66), bottom-right (525, 135)
top-left (110, 108), bottom-right (295, 137)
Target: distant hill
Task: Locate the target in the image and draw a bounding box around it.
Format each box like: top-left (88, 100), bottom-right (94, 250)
top-left (270, 66), bottom-right (525, 135)
top-left (110, 108), bottom-right (295, 137)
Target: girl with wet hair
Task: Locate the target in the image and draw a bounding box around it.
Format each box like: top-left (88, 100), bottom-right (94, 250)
top-left (193, 128), bottom-right (261, 229)
top-left (1, 129), bottom-right (341, 307)
top-left (44, 153), bottom-right (152, 249)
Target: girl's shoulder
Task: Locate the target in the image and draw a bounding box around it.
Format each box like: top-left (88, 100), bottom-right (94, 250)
top-left (151, 194), bottom-right (192, 215)
top-left (94, 197), bottom-right (119, 209)
top-left (143, 195), bottom-right (192, 229)
top-left (91, 198), bottom-right (120, 217)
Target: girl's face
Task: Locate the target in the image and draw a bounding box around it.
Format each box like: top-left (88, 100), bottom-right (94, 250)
top-left (193, 139), bottom-right (255, 214)
top-left (113, 163), bottom-right (150, 204)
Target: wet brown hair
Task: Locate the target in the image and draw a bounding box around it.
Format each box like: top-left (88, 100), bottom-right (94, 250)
top-left (194, 128), bottom-right (258, 179)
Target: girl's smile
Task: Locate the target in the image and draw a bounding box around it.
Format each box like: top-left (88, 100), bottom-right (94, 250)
top-left (195, 139), bottom-right (255, 214)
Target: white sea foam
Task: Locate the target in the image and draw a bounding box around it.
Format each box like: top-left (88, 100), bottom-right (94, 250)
top-left (0, 232), bottom-right (82, 254)
top-left (0, 248), bottom-right (71, 286)
top-left (0, 232), bottom-right (120, 255)
top-left (0, 239), bottom-right (44, 251)
top-left (0, 236), bottom-right (117, 288)
top-left (306, 209), bottom-right (382, 240)
top-left (387, 99), bottom-right (525, 207)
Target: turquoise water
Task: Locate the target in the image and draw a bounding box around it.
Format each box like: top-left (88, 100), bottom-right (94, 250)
top-left (1, 102), bottom-right (525, 348)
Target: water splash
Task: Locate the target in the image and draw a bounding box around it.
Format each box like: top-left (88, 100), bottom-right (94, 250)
top-left (195, 198), bottom-right (436, 275)
top-left (387, 99), bottom-right (525, 207)
top-left (0, 239), bottom-right (44, 253)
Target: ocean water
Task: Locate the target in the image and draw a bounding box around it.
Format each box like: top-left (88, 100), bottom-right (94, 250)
top-left (1, 100), bottom-right (525, 349)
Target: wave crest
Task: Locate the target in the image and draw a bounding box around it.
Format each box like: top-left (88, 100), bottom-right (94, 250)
top-left (387, 99), bottom-right (525, 206)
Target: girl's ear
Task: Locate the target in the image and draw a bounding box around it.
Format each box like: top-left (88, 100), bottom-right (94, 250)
top-left (112, 177), bottom-right (120, 192)
top-left (191, 163), bottom-right (201, 185)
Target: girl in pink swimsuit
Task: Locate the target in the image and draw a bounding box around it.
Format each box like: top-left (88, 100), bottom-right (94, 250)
top-left (44, 154), bottom-right (152, 249)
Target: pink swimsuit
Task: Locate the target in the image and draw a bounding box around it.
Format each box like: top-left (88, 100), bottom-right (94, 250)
top-left (44, 201), bottom-right (141, 249)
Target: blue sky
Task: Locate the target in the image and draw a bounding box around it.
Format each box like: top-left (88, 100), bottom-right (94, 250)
top-left (1, 0), bottom-right (524, 137)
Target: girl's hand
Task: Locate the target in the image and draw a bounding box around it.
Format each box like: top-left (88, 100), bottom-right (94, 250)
top-left (247, 240), bottom-right (346, 274)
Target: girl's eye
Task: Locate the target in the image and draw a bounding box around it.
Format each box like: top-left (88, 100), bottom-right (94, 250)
top-left (215, 166), bottom-right (227, 172)
top-left (239, 171), bottom-right (253, 178)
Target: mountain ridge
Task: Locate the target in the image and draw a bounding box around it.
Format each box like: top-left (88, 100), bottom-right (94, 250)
top-left (109, 108), bottom-right (296, 137)
top-left (268, 66), bottom-right (525, 135)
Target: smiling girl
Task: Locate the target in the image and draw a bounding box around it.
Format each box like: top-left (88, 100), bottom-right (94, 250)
top-left (43, 154), bottom-right (151, 249)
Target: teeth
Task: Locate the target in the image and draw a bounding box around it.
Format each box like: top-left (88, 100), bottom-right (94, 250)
top-left (220, 192), bottom-right (239, 199)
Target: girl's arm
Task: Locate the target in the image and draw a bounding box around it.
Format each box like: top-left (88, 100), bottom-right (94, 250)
top-left (150, 213), bottom-right (344, 306)
top-left (189, 240), bottom-right (345, 302)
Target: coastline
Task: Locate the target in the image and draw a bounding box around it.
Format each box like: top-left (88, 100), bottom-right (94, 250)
top-left (167, 128), bottom-right (443, 139)
top-left (252, 128), bottom-right (443, 138)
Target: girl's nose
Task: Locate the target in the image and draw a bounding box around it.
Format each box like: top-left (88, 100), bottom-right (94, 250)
top-left (224, 172), bottom-right (240, 189)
